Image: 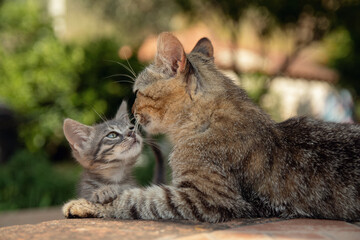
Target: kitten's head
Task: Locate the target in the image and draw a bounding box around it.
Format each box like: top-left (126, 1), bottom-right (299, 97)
top-left (133, 32), bottom-right (228, 134)
top-left (63, 101), bottom-right (142, 170)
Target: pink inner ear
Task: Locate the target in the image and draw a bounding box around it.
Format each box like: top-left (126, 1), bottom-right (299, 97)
top-left (156, 32), bottom-right (186, 73)
top-left (63, 119), bottom-right (92, 149)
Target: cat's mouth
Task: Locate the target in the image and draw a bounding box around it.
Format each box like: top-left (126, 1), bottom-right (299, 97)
top-left (135, 113), bottom-right (150, 126)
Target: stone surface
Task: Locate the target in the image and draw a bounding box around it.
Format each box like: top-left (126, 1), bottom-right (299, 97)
top-left (0, 211), bottom-right (360, 240)
top-left (179, 219), bottom-right (360, 240)
top-left (0, 207), bottom-right (63, 227)
top-left (0, 218), bottom-right (278, 240)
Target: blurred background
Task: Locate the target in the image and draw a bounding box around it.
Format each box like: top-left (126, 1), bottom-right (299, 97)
top-left (0, 0), bottom-right (360, 211)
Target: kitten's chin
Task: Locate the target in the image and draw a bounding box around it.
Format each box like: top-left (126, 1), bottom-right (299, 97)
top-left (120, 141), bottom-right (142, 159)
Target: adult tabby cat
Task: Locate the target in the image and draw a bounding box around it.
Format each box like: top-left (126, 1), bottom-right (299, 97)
top-left (63, 32), bottom-right (360, 222)
top-left (63, 101), bottom-right (142, 204)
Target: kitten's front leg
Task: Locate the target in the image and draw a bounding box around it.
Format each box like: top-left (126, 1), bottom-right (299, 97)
top-left (90, 183), bottom-right (135, 204)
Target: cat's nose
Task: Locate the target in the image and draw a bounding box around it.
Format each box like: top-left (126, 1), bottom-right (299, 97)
top-left (131, 102), bottom-right (136, 114)
top-left (127, 130), bottom-right (136, 138)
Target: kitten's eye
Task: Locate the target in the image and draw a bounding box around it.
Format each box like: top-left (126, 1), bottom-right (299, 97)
top-left (106, 132), bottom-right (119, 139)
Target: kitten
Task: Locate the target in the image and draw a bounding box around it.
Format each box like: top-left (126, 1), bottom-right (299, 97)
top-left (63, 33), bottom-right (360, 222)
top-left (63, 101), bottom-right (142, 204)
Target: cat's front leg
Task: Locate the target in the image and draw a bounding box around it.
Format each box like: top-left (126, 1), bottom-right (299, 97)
top-left (100, 185), bottom-right (244, 222)
top-left (62, 199), bottom-right (107, 218)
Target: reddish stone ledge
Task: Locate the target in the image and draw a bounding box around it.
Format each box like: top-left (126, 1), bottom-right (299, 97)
top-left (0, 218), bottom-right (359, 240)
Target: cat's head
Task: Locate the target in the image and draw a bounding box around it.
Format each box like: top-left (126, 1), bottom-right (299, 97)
top-left (133, 32), bottom-right (228, 134)
top-left (63, 101), bottom-right (142, 170)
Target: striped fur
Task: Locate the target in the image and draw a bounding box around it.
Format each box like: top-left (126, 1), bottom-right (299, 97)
top-left (63, 33), bottom-right (360, 222)
top-left (63, 101), bottom-right (142, 204)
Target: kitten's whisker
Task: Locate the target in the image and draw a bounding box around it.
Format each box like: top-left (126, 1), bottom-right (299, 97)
top-left (129, 116), bottom-right (136, 122)
top-left (92, 108), bottom-right (110, 128)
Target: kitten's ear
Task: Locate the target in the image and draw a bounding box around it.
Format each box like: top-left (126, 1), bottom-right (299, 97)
top-left (63, 118), bottom-right (93, 154)
top-left (115, 101), bottom-right (130, 123)
top-left (155, 32), bottom-right (186, 75)
top-left (191, 38), bottom-right (214, 58)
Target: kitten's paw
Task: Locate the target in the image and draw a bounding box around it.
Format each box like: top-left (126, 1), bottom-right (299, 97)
top-left (90, 188), bottom-right (118, 204)
top-left (62, 199), bottom-right (99, 218)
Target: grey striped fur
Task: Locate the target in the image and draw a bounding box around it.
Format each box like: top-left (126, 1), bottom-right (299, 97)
top-left (63, 101), bottom-right (142, 204)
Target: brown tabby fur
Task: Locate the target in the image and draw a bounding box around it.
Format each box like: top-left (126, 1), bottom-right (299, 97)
top-left (63, 32), bottom-right (360, 222)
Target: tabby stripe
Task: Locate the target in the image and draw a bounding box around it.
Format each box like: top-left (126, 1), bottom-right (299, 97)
top-left (163, 187), bottom-right (182, 218)
top-left (92, 159), bottom-right (108, 164)
top-left (181, 169), bottom-right (198, 176)
top-left (90, 173), bottom-right (111, 185)
top-left (149, 202), bottom-right (160, 219)
top-left (130, 205), bottom-right (140, 219)
top-left (217, 206), bottom-right (234, 222)
top-left (93, 138), bottom-right (105, 158)
top-left (178, 181), bottom-right (216, 215)
top-left (181, 170), bottom-right (236, 195)
top-left (178, 181), bottom-right (207, 196)
top-left (198, 193), bottom-right (215, 213)
top-left (122, 190), bottom-right (131, 205)
top-left (212, 187), bottom-right (236, 201)
top-left (201, 174), bottom-right (237, 196)
top-left (179, 175), bottom-right (235, 201)
top-left (99, 144), bottom-right (117, 156)
top-left (106, 159), bottom-right (122, 163)
top-left (85, 180), bottom-right (99, 188)
top-left (179, 191), bottom-right (205, 222)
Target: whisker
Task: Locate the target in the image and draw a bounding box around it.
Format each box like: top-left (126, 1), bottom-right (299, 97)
top-left (125, 57), bottom-right (136, 78)
top-left (92, 107), bottom-right (110, 128)
top-left (105, 60), bottom-right (137, 78)
top-left (104, 73), bottom-right (135, 81)
top-left (113, 80), bottom-right (136, 85)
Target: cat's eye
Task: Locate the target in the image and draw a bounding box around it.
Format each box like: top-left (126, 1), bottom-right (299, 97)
top-left (106, 132), bottom-right (119, 139)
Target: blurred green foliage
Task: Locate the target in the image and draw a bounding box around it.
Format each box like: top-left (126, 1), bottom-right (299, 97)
top-left (0, 0), bottom-right (140, 155)
top-left (0, 150), bottom-right (80, 210)
top-left (0, 0), bottom-right (143, 210)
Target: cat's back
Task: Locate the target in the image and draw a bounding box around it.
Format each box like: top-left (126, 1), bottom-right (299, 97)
top-left (277, 116), bottom-right (360, 175)
top-left (278, 116), bottom-right (360, 148)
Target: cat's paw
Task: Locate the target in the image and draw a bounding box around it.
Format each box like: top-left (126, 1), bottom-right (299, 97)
top-left (62, 199), bottom-right (99, 218)
top-left (90, 187), bottom-right (118, 204)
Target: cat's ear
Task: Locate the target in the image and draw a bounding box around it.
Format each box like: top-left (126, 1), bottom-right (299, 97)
top-left (191, 38), bottom-right (214, 58)
top-left (155, 32), bottom-right (187, 75)
top-left (63, 118), bottom-right (93, 155)
top-left (115, 101), bottom-right (130, 123)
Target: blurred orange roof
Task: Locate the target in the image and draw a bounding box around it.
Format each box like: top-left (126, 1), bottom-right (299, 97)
top-left (137, 24), bottom-right (338, 83)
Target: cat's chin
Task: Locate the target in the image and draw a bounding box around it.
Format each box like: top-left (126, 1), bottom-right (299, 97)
top-left (142, 126), bottom-right (163, 135)
top-left (140, 122), bottom-right (166, 135)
